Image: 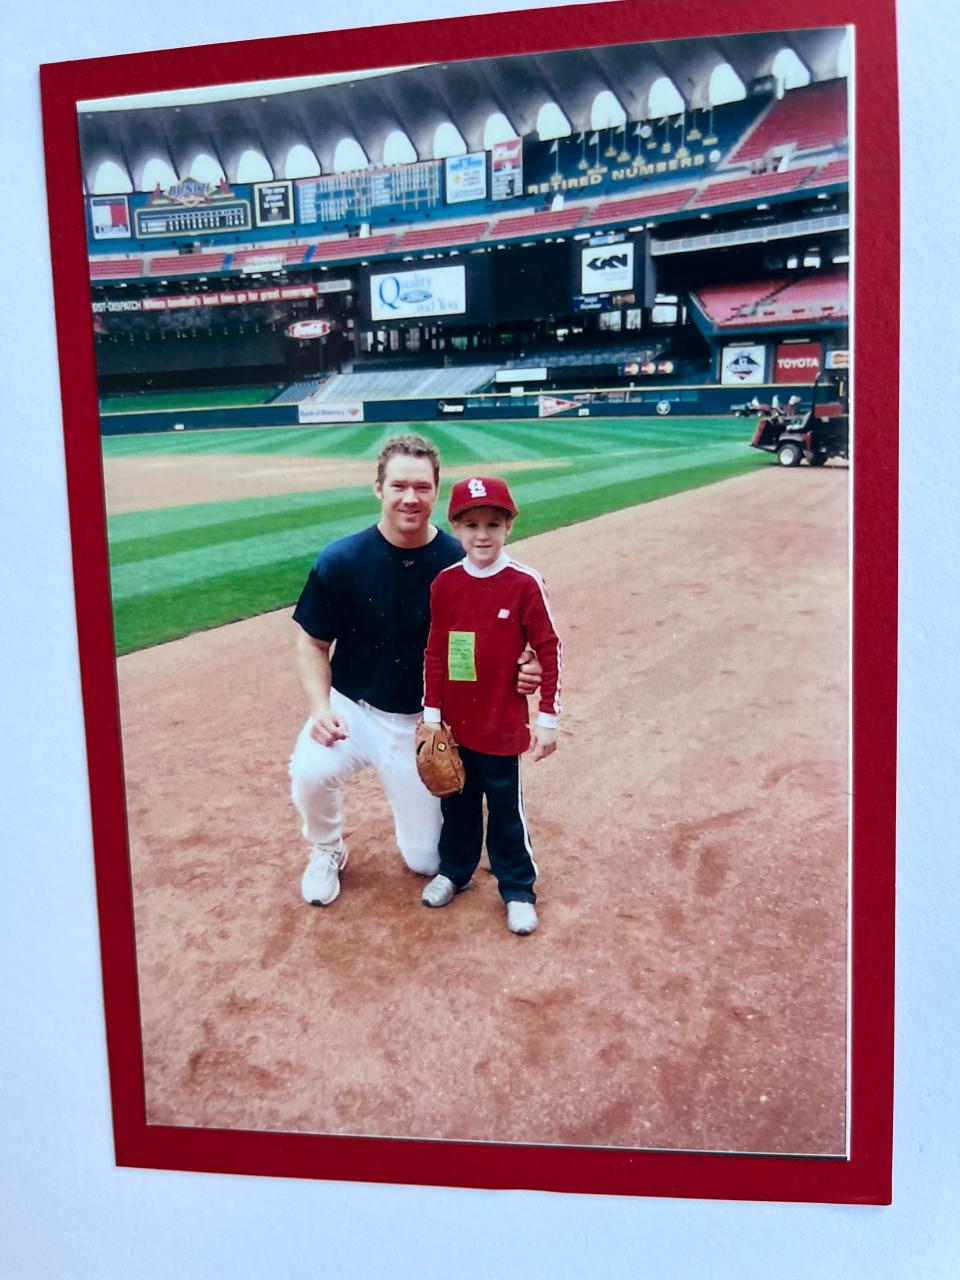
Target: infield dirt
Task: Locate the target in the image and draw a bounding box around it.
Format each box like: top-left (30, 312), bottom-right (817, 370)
top-left (117, 466), bottom-right (849, 1153)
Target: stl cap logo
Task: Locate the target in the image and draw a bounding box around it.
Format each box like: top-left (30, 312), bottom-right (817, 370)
top-left (468, 478), bottom-right (487, 498)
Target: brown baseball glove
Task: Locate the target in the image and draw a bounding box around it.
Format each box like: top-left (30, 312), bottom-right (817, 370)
top-left (415, 720), bottom-right (465, 797)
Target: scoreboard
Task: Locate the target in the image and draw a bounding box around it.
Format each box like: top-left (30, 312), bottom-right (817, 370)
top-left (298, 162), bottom-right (442, 223)
top-left (133, 202), bottom-right (250, 237)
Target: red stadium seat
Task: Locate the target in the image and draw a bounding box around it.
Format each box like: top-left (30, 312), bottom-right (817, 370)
top-left (729, 80), bottom-right (849, 163)
top-left (584, 186), bottom-right (697, 225)
top-left (89, 257), bottom-right (143, 279)
top-left (147, 252), bottom-right (227, 276)
top-left (487, 207), bottom-right (588, 239)
top-left (308, 233), bottom-right (397, 261)
top-left (231, 244), bottom-right (310, 268)
top-left (692, 167), bottom-right (817, 208)
top-left (804, 157), bottom-right (849, 187)
top-left (394, 221), bottom-right (489, 250)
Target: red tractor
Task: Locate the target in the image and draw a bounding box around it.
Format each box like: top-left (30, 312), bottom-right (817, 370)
top-left (749, 373), bottom-right (849, 467)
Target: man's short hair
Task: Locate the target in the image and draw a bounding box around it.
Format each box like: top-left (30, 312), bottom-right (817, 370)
top-left (376, 434), bottom-right (441, 488)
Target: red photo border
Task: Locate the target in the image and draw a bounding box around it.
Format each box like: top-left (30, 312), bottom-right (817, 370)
top-left (39, 0), bottom-right (898, 1203)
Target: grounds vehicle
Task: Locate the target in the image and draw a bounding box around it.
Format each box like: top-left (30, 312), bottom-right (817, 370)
top-left (749, 373), bottom-right (849, 467)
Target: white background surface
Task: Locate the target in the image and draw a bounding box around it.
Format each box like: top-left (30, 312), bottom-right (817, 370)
top-left (2, 1), bottom-right (957, 1275)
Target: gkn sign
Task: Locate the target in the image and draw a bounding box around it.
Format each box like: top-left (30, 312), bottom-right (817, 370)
top-left (580, 242), bottom-right (634, 294)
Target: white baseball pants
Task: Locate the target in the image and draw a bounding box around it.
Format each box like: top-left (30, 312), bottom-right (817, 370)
top-left (289, 688), bottom-right (441, 875)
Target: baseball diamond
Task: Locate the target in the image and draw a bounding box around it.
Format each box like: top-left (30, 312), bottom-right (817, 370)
top-left (84, 26), bottom-right (852, 1158)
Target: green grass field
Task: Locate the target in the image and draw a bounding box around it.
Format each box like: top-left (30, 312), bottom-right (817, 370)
top-left (104, 416), bottom-right (766, 654)
top-left (99, 386), bottom-right (278, 414)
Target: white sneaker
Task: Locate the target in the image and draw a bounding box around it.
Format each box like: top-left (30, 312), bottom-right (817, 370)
top-left (421, 874), bottom-right (466, 908)
top-left (507, 901), bottom-right (538, 935)
top-left (301, 841), bottom-right (348, 906)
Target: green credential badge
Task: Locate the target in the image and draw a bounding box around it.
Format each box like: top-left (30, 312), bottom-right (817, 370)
top-left (448, 631), bottom-right (477, 681)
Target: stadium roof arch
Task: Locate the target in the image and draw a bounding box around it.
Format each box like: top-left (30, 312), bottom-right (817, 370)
top-left (78, 28), bottom-right (848, 192)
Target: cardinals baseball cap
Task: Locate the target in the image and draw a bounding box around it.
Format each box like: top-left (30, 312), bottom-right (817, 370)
top-left (448, 475), bottom-right (519, 521)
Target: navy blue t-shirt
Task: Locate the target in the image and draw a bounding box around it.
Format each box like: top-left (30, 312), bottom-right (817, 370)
top-left (293, 524), bottom-right (464, 714)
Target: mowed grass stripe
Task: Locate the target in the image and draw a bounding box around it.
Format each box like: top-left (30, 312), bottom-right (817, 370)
top-left (109, 490), bottom-right (378, 565)
top-left (111, 449), bottom-right (766, 655)
top-left (511, 451), bottom-right (767, 542)
top-left (101, 415), bottom-right (747, 460)
top-left (422, 421), bottom-right (546, 462)
top-left (112, 555), bottom-right (313, 655)
top-left (108, 485), bottom-right (376, 543)
top-left (110, 441), bottom-right (749, 600)
top-left (101, 425), bottom-right (306, 457)
top-left (110, 511), bottom-right (372, 600)
top-left (107, 447), bottom-right (696, 557)
top-left (460, 420), bottom-right (579, 460)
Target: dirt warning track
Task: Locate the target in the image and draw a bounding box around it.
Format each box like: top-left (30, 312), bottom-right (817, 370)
top-left (117, 466), bottom-right (849, 1152)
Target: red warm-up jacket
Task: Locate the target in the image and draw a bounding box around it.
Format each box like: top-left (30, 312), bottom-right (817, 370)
top-left (423, 554), bottom-right (562, 755)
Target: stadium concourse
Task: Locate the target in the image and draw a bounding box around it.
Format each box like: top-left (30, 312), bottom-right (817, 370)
top-left (86, 27), bottom-right (851, 1153)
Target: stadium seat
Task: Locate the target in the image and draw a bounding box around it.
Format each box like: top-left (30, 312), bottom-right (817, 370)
top-left (804, 157), bottom-right (849, 187)
top-left (729, 80), bottom-right (849, 163)
top-left (487, 207), bottom-right (589, 239)
top-left (692, 167), bottom-right (817, 208)
top-left (584, 187), bottom-right (697, 225)
top-left (394, 221), bottom-right (490, 250)
top-left (89, 257), bottom-right (144, 280)
top-left (694, 280), bottom-right (788, 324)
top-left (308, 234), bottom-right (397, 262)
top-left (301, 365), bottom-right (501, 403)
top-left (147, 252), bottom-right (227, 276)
top-left (698, 271), bottom-right (849, 326)
top-left (231, 244), bottom-right (311, 269)
top-left (269, 377), bottom-right (331, 404)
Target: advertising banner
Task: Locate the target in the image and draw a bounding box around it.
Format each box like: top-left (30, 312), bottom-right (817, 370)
top-left (94, 283), bottom-right (322, 313)
top-left (580, 242), bottom-right (634, 294)
top-left (90, 195), bottom-right (131, 240)
top-left (253, 180), bottom-right (294, 227)
top-left (445, 152), bottom-right (487, 204)
top-left (287, 320), bottom-right (332, 339)
top-left (491, 138), bottom-right (523, 200)
top-left (538, 396), bottom-right (579, 418)
top-left (720, 344), bottom-right (766, 385)
top-left (826, 348), bottom-right (850, 370)
top-left (370, 264), bottom-right (466, 321)
top-left (298, 401), bottom-right (364, 424)
top-left (774, 341), bottom-right (823, 383)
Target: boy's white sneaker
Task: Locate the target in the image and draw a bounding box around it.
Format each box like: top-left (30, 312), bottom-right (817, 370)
top-left (421, 874), bottom-right (466, 908)
top-left (507, 901), bottom-right (538, 935)
top-left (301, 840), bottom-right (348, 906)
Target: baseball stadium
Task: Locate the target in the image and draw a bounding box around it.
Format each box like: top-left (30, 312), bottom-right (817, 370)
top-left (82, 28), bottom-right (851, 1155)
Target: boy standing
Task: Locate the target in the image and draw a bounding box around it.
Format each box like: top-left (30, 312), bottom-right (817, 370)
top-left (421, 476), bottom-right (563, 935)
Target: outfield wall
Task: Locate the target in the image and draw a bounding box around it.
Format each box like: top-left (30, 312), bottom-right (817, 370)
top-left (98, 384), bottom-right (814, 435)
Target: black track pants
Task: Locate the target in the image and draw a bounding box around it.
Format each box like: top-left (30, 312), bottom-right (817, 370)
top-left (437, 746), bottom-right (538, 904)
